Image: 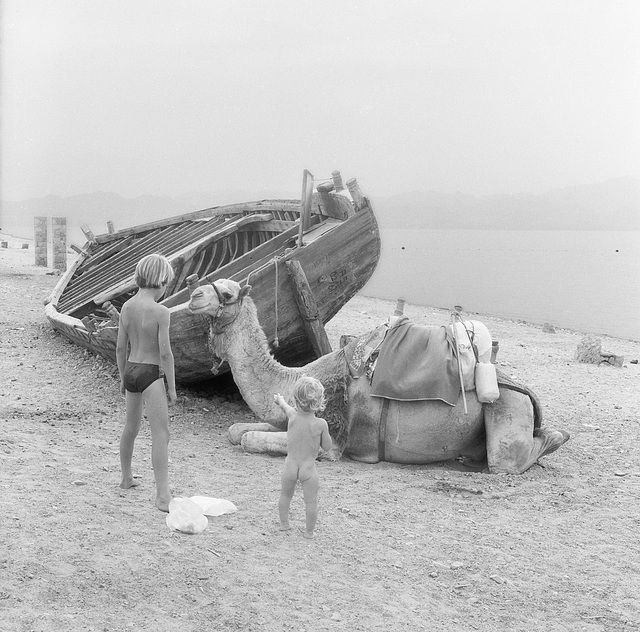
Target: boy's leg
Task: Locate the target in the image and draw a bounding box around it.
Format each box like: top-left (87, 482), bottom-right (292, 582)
top-left (120, 391), bottom-right (143, 488)
top-left (279, 467), bottom-right (297, 530)
top-left (300, 471), bottom-right (319, 538)
top-left (143, 380), bottom-right (172, 511)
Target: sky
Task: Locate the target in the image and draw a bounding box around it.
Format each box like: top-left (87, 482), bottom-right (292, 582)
top-left (1, 0), bottom-right (639, 201)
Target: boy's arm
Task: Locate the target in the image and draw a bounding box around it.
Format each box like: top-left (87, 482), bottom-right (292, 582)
top-left (320, 419), bottom-right (333, 452)
top-left (158, 308), bottom-right (177, 404)
top-left (115, 316), bottom-right (128, 394)
top-left (273, 393), bottom-right (295, 418)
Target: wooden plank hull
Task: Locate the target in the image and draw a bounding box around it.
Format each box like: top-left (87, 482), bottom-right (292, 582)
top-left (45, 179), bottom-right (381, 384)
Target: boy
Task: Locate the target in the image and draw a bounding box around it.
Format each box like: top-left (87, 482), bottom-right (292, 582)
top-left (274, 376), bottom-right (333, 538)
top-left (116, 253), bottom-right (177, 512)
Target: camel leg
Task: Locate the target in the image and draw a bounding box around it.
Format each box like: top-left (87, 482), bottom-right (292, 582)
top-left (484, 388), bottom-right (569, 474)
top-left (228, 422), bottom-right (283, 445)
top-left (241, 430), bottom-right (288, 455)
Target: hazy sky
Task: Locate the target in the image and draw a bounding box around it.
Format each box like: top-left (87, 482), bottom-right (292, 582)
top-left (1, 0), bottom-right (639, 201)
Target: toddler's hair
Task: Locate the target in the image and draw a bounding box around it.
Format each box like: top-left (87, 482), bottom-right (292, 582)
top-left (135, 253), bottom-right (175, 289)
top-left (292, 376), bottom-right (326, 413)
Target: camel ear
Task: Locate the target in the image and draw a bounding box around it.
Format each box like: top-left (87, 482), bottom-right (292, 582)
top-left (240, 284), bottom-right (252, 298)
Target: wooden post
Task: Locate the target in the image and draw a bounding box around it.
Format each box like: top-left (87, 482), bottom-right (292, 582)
top-left (80, 224), bottom-right (96, 243)
top-left (186, 274), bottom-right (201, 296)
top-left (285, 259), bottom-right (332, 357)
top-left (346, 178), bottom-right (366, 211)
top-left (107, 220), bottom-right (115, 234)
top-left (34, 217), bottom-right (48, 266)
top-left (331, 170), bottom-right (345, 192)
top-left (491, 340), bottom-right (499, 364)
top-left (52, 217), bottom-right (67, 272)
top-left (102, 301), bottom-right (120, 325)
top-left (297, 170), bottom-right (314, 248)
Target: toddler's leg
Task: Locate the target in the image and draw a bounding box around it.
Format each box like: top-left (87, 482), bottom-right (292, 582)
top-left (120, 392), bottom-right (143, 489)
top-left (301, 472), bottom-right (319, 538)
top-left (279, 467), bottom-right (297, 531)
top-left (144, 381), bottom-right (172, 512)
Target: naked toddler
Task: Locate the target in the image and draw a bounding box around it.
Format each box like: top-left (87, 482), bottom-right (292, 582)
top-left (274, 376), bottom-right (333, 538)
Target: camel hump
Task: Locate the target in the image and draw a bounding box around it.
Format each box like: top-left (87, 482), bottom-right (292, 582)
top-left (495, 368), bottom-right (543, 429)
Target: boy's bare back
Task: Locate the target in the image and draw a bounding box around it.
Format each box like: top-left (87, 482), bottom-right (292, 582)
top-left (286, 412), bottom-right (330, 465)
top-left (274, 393), bottom-right (332, 468)
top-left (121, 295), bottom-right (170, 364)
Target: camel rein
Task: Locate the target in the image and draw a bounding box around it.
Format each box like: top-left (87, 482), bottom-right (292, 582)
top-left (206, 286), bottom-right (244, 334)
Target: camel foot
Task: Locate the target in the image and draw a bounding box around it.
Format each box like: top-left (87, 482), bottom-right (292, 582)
top-left (534, 428), bottom-right (570, 458)
top-left (317, 446), bottom-right (344, 462)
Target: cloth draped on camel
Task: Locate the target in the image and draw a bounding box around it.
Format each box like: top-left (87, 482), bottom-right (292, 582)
top-left (369, 320), bottom-right (461, 405)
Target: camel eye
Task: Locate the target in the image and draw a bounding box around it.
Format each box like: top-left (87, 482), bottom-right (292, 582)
top-left (221, 291), bottom-right (233, 301)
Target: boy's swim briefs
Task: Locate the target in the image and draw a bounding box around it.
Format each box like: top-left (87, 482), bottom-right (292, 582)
top-left (123, 361), bottom-right (164, 393)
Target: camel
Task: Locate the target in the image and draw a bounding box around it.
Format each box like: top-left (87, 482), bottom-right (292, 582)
top-left (187, 279), bottom-right (569, 474)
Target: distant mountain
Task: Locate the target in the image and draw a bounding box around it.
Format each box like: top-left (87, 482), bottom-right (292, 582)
top-left (1, 178), bottom-right (638, 244)
top-left (371, 177), bottom-right (640, 231)
top-left (0, 188), bottom-right (297, 245)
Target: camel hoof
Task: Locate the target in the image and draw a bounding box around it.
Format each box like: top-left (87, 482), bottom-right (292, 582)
top-left (534, 428), bottom-right (570, 458)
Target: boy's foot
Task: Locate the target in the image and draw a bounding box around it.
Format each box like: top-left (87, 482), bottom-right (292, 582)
top-left (119, 477), bottom-right (141, 489)
top-left (303, 531), bottom-right (314, 539)
top-left (156, 497), bottom-right (172, 513)
top-left (279, 523), bottom-right (293, 531)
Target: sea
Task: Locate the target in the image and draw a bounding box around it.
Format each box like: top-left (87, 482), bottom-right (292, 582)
top-left (361, 229), bottom-right (640, 342)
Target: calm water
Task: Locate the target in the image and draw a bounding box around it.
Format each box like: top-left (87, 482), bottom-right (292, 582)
top-left (362, 229), bottom-right (640, 341)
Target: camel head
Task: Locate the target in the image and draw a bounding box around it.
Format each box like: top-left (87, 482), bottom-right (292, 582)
top-left (188, 279), bottom-right (251, 317)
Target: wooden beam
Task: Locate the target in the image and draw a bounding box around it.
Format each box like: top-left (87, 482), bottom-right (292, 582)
top-left (93, 201), bottom-right (298, 244)
top-left (346, 178), bottom-right (367, 212)
top-left (285, 259), bottom-right (332, 357)
top-left (90, 214), bottom-right (271, 306)
top-left (70, 244), bottom-right (90, 257)
top-left (80, 224), bottom-right (96, 242)
top-left (297, 170), bottom-right (314, 247)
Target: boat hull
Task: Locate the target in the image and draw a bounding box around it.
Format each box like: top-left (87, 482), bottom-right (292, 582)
top-left (45, 183), bottom-right (380, 384)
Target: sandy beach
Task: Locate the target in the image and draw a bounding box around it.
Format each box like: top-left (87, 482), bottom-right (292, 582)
top-left (1, 240), bottom-right (639, 632)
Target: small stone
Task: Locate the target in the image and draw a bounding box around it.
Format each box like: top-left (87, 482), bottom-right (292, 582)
top-left (331, 612), bottom-right (342, 621)
top-left (542, 323), bottom-right (556, 334)
top-left (72, 480), bottom-right (87, 486)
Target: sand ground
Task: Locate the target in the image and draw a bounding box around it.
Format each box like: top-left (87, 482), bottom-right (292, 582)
top-left (1, 239), bottom-right (639, 632)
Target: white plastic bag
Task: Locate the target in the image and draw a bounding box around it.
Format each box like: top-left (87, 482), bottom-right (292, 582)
top-left (189, 496), bottom-right (238, 517)
top-left (166, 497), bottom-right (208, 534)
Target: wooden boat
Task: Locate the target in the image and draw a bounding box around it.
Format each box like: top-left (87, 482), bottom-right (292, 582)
top-left (45, 171), bottom-right (380, 383)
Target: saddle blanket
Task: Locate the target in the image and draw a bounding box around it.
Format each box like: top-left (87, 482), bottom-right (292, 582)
top-left (344, 324), bottom-right (388, 377)
top-left (370, 320), bottom-right (460, 405)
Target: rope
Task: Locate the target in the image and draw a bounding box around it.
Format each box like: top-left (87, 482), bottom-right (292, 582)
top-left (273, 258), bottom-right (279, 347)
top-left (451, 309), bottom-right (468, 414)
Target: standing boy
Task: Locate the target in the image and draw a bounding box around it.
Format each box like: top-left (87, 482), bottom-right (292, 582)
top-left (274, 376), bottom-right (333, 538)
top-left (116, 253), bottom-right (177, 512)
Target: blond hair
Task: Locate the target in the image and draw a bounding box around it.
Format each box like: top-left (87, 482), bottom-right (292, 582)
top-left (135, 253), bottom-right (174, 289)
top-left (292, 376), bottom-right (326, 413)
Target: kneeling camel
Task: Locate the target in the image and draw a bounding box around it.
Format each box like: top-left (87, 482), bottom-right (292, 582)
top-left (187, 280), bottom-right (569, 474)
